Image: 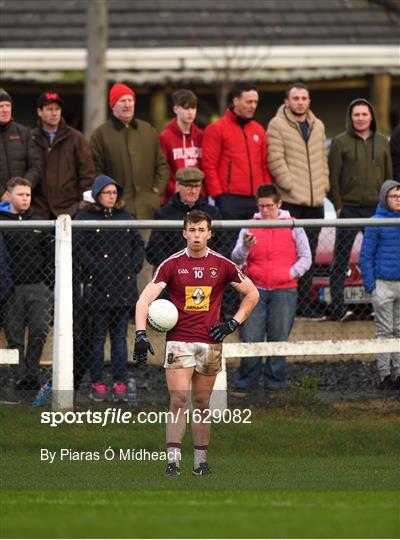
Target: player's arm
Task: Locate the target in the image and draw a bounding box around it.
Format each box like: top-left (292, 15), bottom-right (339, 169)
top-left (135, 281), bottom-right (164, 330)
top-left (231, 276), bottom-right (259, 324)
top-left (210, 277), bottom-right (259, 342)
top-left (134, 281), bottom-right (164, 365)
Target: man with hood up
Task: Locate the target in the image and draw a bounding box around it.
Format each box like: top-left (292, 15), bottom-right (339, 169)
top-left (360, 180), bottom-right (400, 390)
top-left (328, 98), bottom-right (392, 321)
top-left (73, 175), bottom-right (145, 402)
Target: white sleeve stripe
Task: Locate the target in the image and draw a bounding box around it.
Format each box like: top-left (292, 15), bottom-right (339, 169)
top-left (152, 249), bottom-right (186, 282)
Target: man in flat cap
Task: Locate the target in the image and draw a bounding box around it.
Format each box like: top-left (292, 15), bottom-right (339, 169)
top-left (90, 83), bottom-right (169, 219)
top-left (0, 88), bottom-right (41, 199)
top-left (146, 167), bottom-right (224, 268)
top-left (31, 91), bottom-right (95, 218)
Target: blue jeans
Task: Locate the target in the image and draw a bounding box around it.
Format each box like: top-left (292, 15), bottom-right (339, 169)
top-left (90, 308), bottom-right (130, 383)
top-left (236, 288), bottom-right (297, 389)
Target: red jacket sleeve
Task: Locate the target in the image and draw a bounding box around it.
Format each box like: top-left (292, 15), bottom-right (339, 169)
top-left (159, 131), bottom-right (176, 201)
top-left (202, 123), bottom-right (223, 198)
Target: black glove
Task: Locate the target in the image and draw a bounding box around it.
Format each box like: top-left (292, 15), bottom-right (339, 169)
top-left (210, 318), bottom-right (239, 342)
top-left (133, 331), bottom-right (154, 365)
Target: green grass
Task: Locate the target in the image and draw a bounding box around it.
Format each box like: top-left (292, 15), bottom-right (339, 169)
top-left (1, 491), bottom-right (398, 539)
top-left (0, 404), bottom-right (399, 538)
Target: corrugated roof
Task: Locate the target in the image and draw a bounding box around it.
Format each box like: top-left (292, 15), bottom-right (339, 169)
top-left (1, 0), bottom-right (399, 48)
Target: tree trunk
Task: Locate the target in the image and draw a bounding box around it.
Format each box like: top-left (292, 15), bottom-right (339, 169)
top-left (371, 73), bottom-right (391, 135)
top-left (84, 0), bottom-right (108, 138)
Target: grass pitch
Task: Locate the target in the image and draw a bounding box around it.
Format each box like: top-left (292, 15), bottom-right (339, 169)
top-left (0, 403), bottom-right (399, 538)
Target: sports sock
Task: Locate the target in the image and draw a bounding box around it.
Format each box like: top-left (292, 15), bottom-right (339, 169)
top-left (167, 443), bottom-right (181, 466)
top-left (194, 445), bottom-right (208, 468)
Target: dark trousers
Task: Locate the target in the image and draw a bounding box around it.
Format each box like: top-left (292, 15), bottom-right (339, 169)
top-left (216, 193), bottom-right (258, 253)
top-left (73, 302), bottom-right (95, 390)
top-left (281, 203), bottom-right (324, 314)
top-left (90, 307), bottom-right (130, 384)
top-left (216, 194), bottom-right (258, 319)
top-left (330, 205), bottom-right (376, 317)
top-left (216, 193), bottom-right (257, 220)
top-left (4, 283), bottom-right (51, 381)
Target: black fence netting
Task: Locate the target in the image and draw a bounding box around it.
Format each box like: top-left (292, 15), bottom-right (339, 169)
top-left (1, 219), bottom-right (397, 405)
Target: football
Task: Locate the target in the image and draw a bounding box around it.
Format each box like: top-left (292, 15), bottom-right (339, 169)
top-left (147, 299), bottom-right (179, 332)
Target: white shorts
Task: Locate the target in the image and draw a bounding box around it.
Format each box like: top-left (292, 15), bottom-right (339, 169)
top-left (164, 341), bottom-right (222, 376)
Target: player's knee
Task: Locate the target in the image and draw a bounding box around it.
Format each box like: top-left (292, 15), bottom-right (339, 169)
top-left (169, 390), bottom-right (189, 410)
top-left (191, 396), bottom-right (210, 411)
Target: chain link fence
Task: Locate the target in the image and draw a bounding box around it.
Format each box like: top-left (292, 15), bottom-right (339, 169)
top-left (0, 217), bottom-right (398, 404)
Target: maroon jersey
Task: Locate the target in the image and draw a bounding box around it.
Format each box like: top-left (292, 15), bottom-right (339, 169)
top-left (152, 248), bottom-right (245, 343)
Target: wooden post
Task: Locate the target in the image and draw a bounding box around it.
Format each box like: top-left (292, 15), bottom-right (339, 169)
top-left (84, 0), bottom-right (108, 138)
top-left (371, 73), bottom-right (391, 135)
top-left (150, 90), bottom-right (168, 132)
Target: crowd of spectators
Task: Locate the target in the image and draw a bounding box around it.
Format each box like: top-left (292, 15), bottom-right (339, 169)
top-left (0, 81), bottom-right (398, 397)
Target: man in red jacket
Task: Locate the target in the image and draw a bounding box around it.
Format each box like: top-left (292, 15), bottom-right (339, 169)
top-left (202, 83), bottom-right (272, 219)
top-left (160, 89), bottom-right (203, 205)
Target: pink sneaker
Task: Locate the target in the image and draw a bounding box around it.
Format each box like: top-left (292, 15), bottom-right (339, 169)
top-left (89, 383), bottom-right (108, 402)
top-left (112, 382), bottom-right (127, 402)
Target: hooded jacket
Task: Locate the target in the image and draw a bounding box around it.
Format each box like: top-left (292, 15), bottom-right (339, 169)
top-left (328, 99), bottom-right (392, 210)
top-left (31, 118), bottom-right (95, 218)
top-left (0, 202), bottom-right (53, 286)
top-left (267, 104), bottom-right (329, 207)
top-left (202, 108), bottom-right (272, 199)
top-left (159, 118), bottom-right (203, 204)
top-left (145, 192), bottom-right (225, 267)
top-left (359, 180), bottom-right (400, 292)
top-left (0, 119), bottom-right (42, 197)
top-left (73, 175), bottom-right (145, 308)
top-left (90, 115), bottom-right (169, 219)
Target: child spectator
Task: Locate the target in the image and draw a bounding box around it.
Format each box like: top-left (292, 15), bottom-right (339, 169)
top-left (360, 180), bottom-right (400, 390)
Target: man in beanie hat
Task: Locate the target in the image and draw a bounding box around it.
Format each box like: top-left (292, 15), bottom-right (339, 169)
top-left (146, 167), bottom-right (225, 268)
top-left (90, 83), bottom-right (169, 219)
top-left (328, 98), bottom-right (392, 321)
top-left (360, 180), bottom-right (400, 390)
top-left (31, 91), bottom-right (95, 218)
top-left (0, 89), bottom-right (41, 198)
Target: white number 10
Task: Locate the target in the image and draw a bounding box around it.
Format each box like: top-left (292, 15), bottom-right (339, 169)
top-left (194, 270), bottom-right (203, 278)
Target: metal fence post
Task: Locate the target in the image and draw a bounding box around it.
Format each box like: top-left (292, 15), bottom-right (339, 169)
top-left (52, 215), bottom-right (74, 410)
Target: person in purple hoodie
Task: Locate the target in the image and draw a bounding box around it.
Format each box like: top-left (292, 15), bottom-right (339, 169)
top-left (360, 179), bottom-right (400, 390)
top-left (231, 184), bottom-right (311, 391)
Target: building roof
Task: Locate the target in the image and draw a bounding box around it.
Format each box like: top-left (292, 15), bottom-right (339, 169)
top-left (1, 0), bottom-right (399, 83)
top-left (2, 0), bottom-right (399, 48)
